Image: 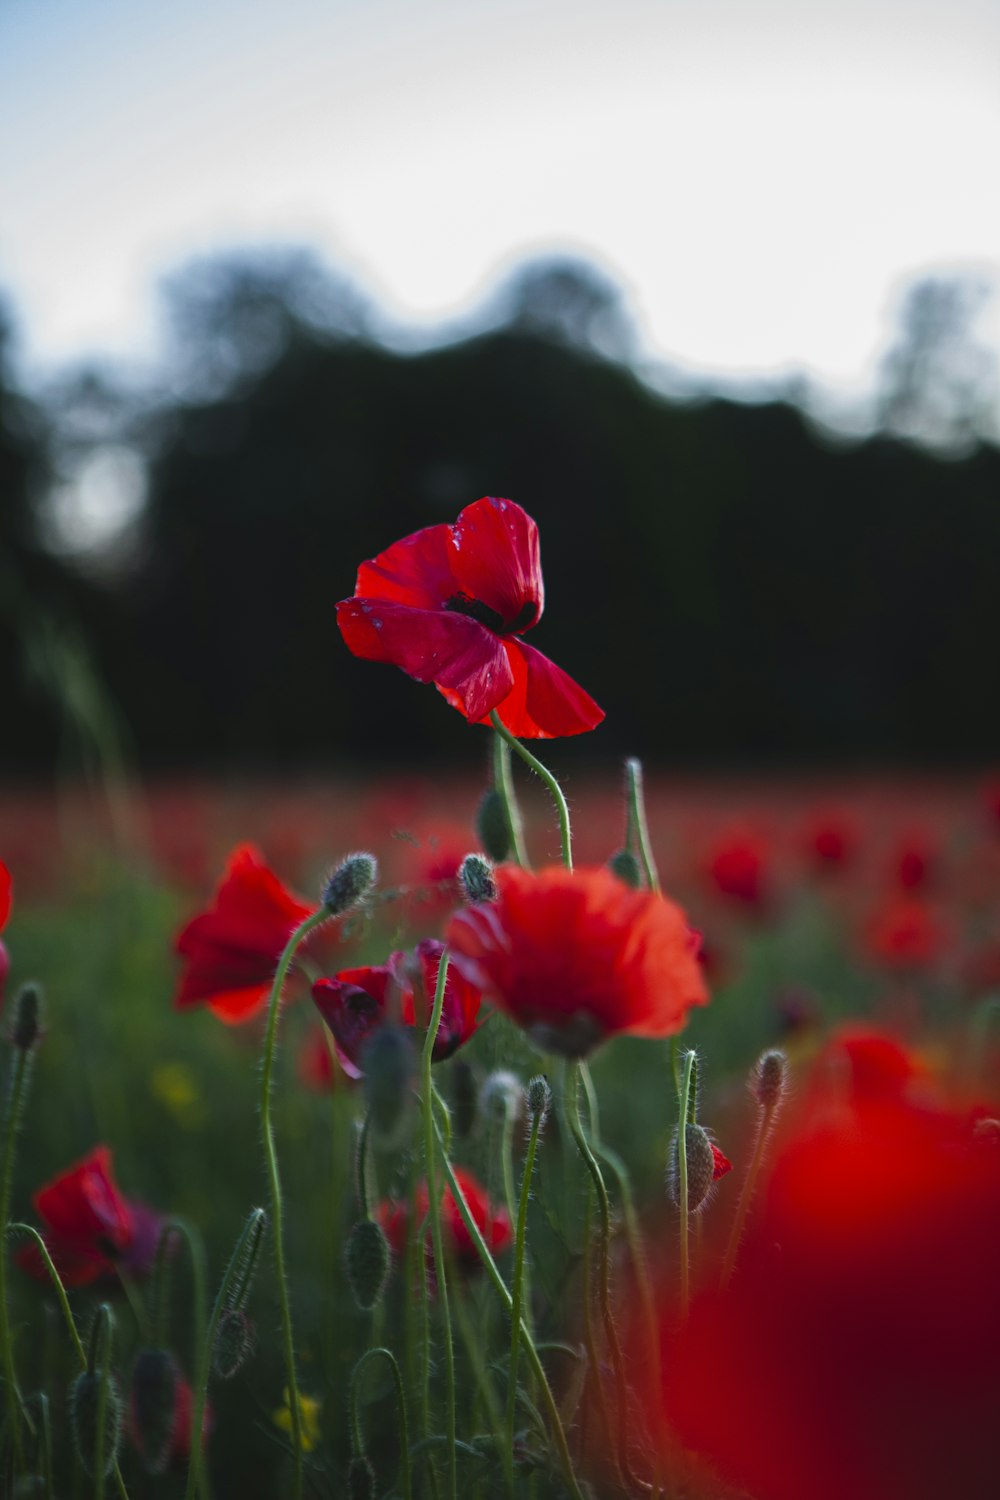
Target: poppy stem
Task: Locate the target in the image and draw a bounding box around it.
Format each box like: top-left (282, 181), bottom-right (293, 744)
top-left (349, 1347), bottom-right (412, 1500)
top-left (677, 1050), bottom-right (697, 1316)
top-left (420, 950), bottom-right (458, 1500)
top-left (492, 730), bottom-right (529, 867)
top-left (720, 1099), bottom-right (779, 1288)
top-left (431, 1130), bottom-right (587, 1500)
top-left (506, 1099), bottom-right (543, 1466)
top-left (625, 759), bottom-right (660, 892)
top-left (258, 906), bottom-right (330, 1500)
top-left (489, 714), bottom-right (573, 869)
top-left (0, 1044), bottom-right (34, 1472)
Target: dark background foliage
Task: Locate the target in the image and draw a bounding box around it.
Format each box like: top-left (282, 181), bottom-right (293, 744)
top-left (1, 256), bottom-right (997, 775)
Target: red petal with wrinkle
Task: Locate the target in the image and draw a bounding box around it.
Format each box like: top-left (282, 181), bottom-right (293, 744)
top-left (447, 497), bottom-right (543, 630)
top-left (35, 1146), bottom-right (133, 1250)
top-left (338, 599), bottom-right (513, 722)
top-left (0, 862), bottom-right (10, 931)
top-left (491, 639), bottom-right (604, 738)
top-left (354, 522), bottom-right (457, 609)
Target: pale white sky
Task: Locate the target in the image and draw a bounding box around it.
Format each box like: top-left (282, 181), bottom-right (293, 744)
top-left (1, 0), bottom-right (998, 395)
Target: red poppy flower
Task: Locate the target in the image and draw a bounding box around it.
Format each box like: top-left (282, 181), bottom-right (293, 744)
top-left (863, 894), bottom-right (947, 971)
top-left (704, 831), bottom-right (770, 907)
top-left (175, 844), bottom-right (315, 1023)
top-left (336, 496), bottom-right (604, 738)
top-left (312, 939), bottom-right (481, 1077)
top-left (804, 811), bottom-right (858, 868)
top-left (17, 1146), bottom-right (160, 1288)
top-left (643, 1059), bottom-right (1000, 1500)
top-left (0, 860), bottom-right (11, 1006)
top-left (446, 865), bottom-right (707, 1057)
top-left (378, 1165), bottom-right (512, 1270)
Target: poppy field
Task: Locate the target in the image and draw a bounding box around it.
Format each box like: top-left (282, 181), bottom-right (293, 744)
top-left (2, 498), bottom-right (999, 1499)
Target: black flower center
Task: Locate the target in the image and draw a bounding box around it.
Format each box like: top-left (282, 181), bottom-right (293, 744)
top-left (445, 593), bottom-right (537, 635)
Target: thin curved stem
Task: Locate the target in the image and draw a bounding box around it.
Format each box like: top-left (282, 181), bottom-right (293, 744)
top-left (421, 951), bottom-right (457, 1500)
top-left (349, 1347), bottom-right (412, 1500)
top-left (506, 1106), bottom-right (543, 1459)
top-left (625, 759), bottom-right (660, 893)
top-left (258, 907), bottom-right (330, 1500)
top-left (0, 1048), bottom-right (32, 1470)
top-left (492, 731), bottom-right (529, 867)
top-left (489, 714), bottom-right (572, 870)
top-left (677, 1051), bottom-right (696, 1316)
top-left (721, 1103), bottom-right (778, 1288)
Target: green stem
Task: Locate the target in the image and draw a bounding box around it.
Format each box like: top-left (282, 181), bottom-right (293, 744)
top-left (184, 1208), bottom-right (266, 1500)
top-left (355, 1112), bottom-right (374, 1219)
top-left (5, 1227), bottom-right (129, 1500)
top-left (0, 1047), bottom-right (33, 1470)
top-left (349, 1347), bottom-right (412, 1500)
top-left (433, 1132), bottom-right (586, 1500)
top-left (564, 1063), bottom-right (643, 1492)
top-left (451, 1285), bottom-right (512, 1498)
top-left (88, 1304), bottom-right (114, 1500)
top-left (258, 907), bottom-right (330, 1500)
top-left (720, 1102), bottom-right (778, 1288)
top-left (489, 713), bottom-right (573, 869)
top-left (625, 759), bottom-right (660, 892)
top-left (421, 951), bottom-right (457, 1500)
top-left (677, 1051), bottom-right (696, 1316)
top-left (492, 730), bottom-right (529, 867)
top-left (506, 1105), bottom-right (542, 1460)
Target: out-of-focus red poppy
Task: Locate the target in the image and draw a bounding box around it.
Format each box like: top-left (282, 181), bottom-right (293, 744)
top-left (446, 866), bottom-right (707, 1057)
top-left (17, 1146), bottom-right (162, 1288)
top-left (643, 1042), bottom-right (1000, 1500)
top-left (863, 894), bottom-right (947, 970)
top-left (297, 1025), bottom-right (352, 1091)
top-left (892, 833), bottom-right (934, 890)
top-left (129, 1355), bottom-right (212, 1472)
top-left (312, 939), bottom-right (481, 1077)
top-left (174, 844), bottom-right (315, 1023)
top-left (804, 811), bottom-right (858, 869)
top-left (0, 860), bottom-right (11, 1004)
top-left (378, 1165), bottom-right (512, 1271)
top-left (336, 496), bottom-right (604, 738)
top-left (704, 832), bottom-right (769, 907)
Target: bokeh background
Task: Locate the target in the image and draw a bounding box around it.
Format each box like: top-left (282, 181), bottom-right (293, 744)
top-left (2, 0), bottom-right (999, 784)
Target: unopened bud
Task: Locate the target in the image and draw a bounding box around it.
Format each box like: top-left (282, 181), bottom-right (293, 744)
top-left (449, 1057), bottom-right (479, 1139)
top-left (525, 1074), bottom-right (551, 1128)
top-left (345, 1219), bottom-right (391, 1311)
top-left (481, 1069), bottom-right (522, 1125)
top-left (347, 1454), bottom-right (377, 1500)
top-left (213, 1308), bottom-right (256, 1380)
top-left (458, 853), bottom-right (497, 904)
top-left (129, 1348), bottom-right (178, 1476)
top-left (223, 1207), bottom-right (267, 1314)
top-left (322, 853), bottom-right (378, 915)
top-left (608, 849), bottom-right (641, 889)
top-left (9, 982), bottom-right (42, 1052)
top-left (668, 1123), bottom-right (725, 1213)
top-left (71, 1370), bottom-right (123, 1478)
top-left (750, 1049), bottom-right (788, 1111)
top-left (476, 788), bottom-right (511, 864)
top-left (361, 1025), bottom-right (417, 1148)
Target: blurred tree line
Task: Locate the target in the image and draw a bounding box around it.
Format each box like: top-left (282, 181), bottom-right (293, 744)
top-left (1, 253), bottom-right (998, 775)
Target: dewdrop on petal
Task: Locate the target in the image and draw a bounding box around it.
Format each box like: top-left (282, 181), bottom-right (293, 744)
top-left (345, 1219), bottom-right (392, 1311)
top-left (322, 852), bottom-right (378, 915)
top-left (459, 852), bottom-right (498, 904)
top-left (668, 1124), bottom-right (732, 1213)
top-left (476, 787), bottom-right (512, 863)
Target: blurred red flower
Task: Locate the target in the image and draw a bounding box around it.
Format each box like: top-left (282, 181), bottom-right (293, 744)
top-left (645, 1041), bottom-right (1000, 1500)
top-left (864, 894), bottom-right (947, 970)
top-left (17, 1146), bottom-right (162, 1288)
top-left (446, 865), bottom-right (707, 1057)
top-left (174, 844), bottom-right (315, 1023)
top-left (704, 832), bottom-right (769, 907)
top-left (336, 496), bottom-right (604, 738)
top-left (312, 938), bottom-right (481, 1077)
top-left (804, 811), bottom-right (858, 868)
top-left (378, 1165), bottom-right (512, 1270)
top-left (0, 859), bottom-right (10, 1004)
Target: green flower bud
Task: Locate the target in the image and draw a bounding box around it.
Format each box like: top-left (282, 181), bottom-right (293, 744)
top-left (213, 1308), bottom-right (256, 1380)
top-left (608, 849), bottom-right (641, 888)
top-left (476, 788), bottom-right (511, 864)
top-left (322, 853), bottom-right (377, 915)
top-left (130, 1348), bottom-right (179, 1476)
top-left (668, 1123), bottom-right (716, 1213)
top-left (459, 853), bottom-right (498, 904)
top-left (345, 1219), bottom-right (392, 1311)
top-left (70, 1369), bottom-right (123, 1479)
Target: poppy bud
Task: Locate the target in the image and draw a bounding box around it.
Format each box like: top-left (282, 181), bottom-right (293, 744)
top-left (361, 1025), bottom-right (417, 1148)
top-left (213, 1308), bottom-right (256, 1380)
top-left (449, 1057), bottom-right (479, 1140)
top-left (525, 1074), bottom-right (551, 1129)
top-left (8, 982), bottom-right (42, 1052)
top-left (476, 788), bottom-right (511, 864)
top-left (71, 1369), bottom-right (123, 1478)
top-left (481, 1069), bottom-right (522, 1125)
top-left (459, 853), bottom-right (497, 904)
top-left (129, 1348), bottom-right (178, 1475)
top-left (224, 1207), bottom-right (267, 1314)
top-left (347, 1454), bottom-right (377, 1500)
top-left (750, 1049), bottom-right (788, 1112)
top-left (345, 1219), bottom-right (391, 1311)
top-left (322, 853), bottom-right (377, 915)
top-left (668, 1123), bottom-right (729, 1213)
top-left (608, 849), bottom-right (641, 889)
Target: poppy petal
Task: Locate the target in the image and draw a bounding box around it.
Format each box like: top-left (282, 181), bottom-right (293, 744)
top-left (491, 640), bottom-right (605, 739)
top-left (338, 599), bottom-right (514, 723)
top-left (447, 497), bottom-right (543, 631)
top-left (0, 862), bottom-right (10, 932)
top-left (354, 522), bottom-right (457, 610)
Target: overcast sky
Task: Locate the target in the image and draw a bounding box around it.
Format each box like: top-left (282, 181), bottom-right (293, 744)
top-left (2, 0), bottom-right (998, 396)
